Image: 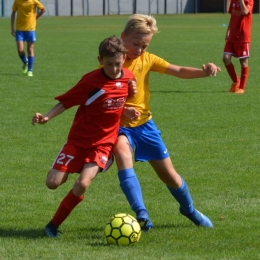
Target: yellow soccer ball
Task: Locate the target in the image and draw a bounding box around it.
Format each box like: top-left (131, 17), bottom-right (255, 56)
top-left (105, 213), bottom-right (141, 246)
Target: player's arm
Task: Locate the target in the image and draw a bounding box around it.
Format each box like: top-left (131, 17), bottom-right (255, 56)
top-left (36, 6), bottom-right (46, 19)
top-left (225, 21), bottom-right (231, 41)
top-left (122, 107), bottom-right (140, 120)
top-left (165, 63), bottom-right (221, 78)
top-left (127, 78), bottom-right (137, 98)
top-left (11, 11), bottom-right (16, 36)
top-left (238, 0), bottom-right (250, 15)
top-left (32, 102), bottom-right (66, 125)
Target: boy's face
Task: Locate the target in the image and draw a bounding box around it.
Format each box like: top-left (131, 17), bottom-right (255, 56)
top-left (98, 54), bottom-right (126, 79)
top-left (121, 31), bottom-right (152, 60)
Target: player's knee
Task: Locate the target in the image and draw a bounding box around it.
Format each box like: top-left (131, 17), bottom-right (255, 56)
top-left (74, 180), bottom-right (89, 194)
top-left (222, 55), bottom-right (231, 65)
top-left (113, 145), bottom-right (132, 161)
top-left (18, 50), bottom-right (24, 56)
top-left (45, 179), bottom-right (59, 190)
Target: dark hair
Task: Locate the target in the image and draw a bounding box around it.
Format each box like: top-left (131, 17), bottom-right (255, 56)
top-left (99, 35), bottom-right (126, 58)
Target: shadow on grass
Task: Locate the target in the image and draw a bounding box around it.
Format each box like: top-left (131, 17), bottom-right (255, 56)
top-left (155, 223), bottom-right (194, 229)
top-left (150, 90), bottom-right (227, 93)
top-left (0, 223), bottom-right (192, 242)
top-left (0, 228), bottom-right (45, 238)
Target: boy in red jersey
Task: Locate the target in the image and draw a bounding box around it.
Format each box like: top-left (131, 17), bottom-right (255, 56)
top-left (223, 0), bottom-right (254, 94)
top-left (32, 36), bottom-right (139, 237)
top-left (11, 0), bottom-right (46, 77)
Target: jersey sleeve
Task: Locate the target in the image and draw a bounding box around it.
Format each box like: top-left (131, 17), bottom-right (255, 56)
top-left (246, 0), bottom-right (254, 13)
top-left (123, 68), bottom-right (135, 80)
top-left (12, 0), bottom-right (17, 11)
top-left (148, 53), bottom-right (170, 74)
top-left (55, 75), bottom-right (90, 109)
top-left (35, 0), bottom-right (44, 10)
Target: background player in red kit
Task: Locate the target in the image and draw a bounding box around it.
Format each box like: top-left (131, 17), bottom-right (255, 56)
top-left (32, 36), bottom-right (139, 237)
top-left (223, 0), bottom-right (254, 94)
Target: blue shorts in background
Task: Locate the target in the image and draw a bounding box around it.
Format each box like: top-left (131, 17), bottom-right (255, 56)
top-left (16, 31), bottom-right (36, 42)
top-left (119, 119), bottom-right (169, 162)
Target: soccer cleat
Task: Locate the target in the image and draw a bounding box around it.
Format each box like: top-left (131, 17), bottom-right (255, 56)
top-left (235, 88), bottom-right (245, 94)
top-left (180, 208), bottom-right (213, 228)
top-left (136, 210), bottom-right (153, 231)
top-left (138, 218), bottom-right (153, 231)
top-left (229, 81), bottom-right (240, 93)
top-left (27, 71), bottom-right (33, 77)
top-left (45, 223), bottom-right (60, 238)
top-left (22, 63), bottom-right (28, 74)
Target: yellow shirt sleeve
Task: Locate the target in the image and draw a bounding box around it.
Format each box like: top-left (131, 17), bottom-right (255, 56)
top-left (121, 52), bottom-right (169, 127)
top-left (12, 0), bottom-right (44, 31)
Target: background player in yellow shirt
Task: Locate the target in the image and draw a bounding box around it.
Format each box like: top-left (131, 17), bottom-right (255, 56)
top-left (11, 0), bottom-right (45, 77)
top-left (114, 14), bottom-right (221, 230)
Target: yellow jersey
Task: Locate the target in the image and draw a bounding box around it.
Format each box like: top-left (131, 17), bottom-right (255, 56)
top-left (12, 0), bottom-right (44, 31)
top-left (121, 52), bottom-right (169, 127)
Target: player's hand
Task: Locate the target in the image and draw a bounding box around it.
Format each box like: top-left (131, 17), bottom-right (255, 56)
top-left (11, 29), bottom-right (16, 37)
top-left (123, 107), bottom-right (141, 120)
top-left (127, 78), bottom-right (137, 98)
top-left (202, 63), bottom-right (221, 77)
top-left (32, 113), bottom-right (49, 125)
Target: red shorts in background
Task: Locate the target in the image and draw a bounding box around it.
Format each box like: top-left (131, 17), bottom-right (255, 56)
top-left (224, 41), bottom-right (250, 59)
top-left (51, 143), bottom-right (113, 173)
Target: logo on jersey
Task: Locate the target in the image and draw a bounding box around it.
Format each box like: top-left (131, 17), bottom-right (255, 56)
top-left (116, 82), bottom-right (123, 88)
top-left (102, 97), bottom-right (126, 110)
top-left (100, 155), bottom-right (108, 165)
top-left (137, 64), bottom-right (142, 73)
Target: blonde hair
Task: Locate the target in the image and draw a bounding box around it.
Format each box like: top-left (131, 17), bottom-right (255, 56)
top-left (123, 14), bottom-right (158, 36)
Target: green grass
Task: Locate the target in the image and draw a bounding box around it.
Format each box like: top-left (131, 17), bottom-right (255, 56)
top-left (1, 14), bottom-right (260, 259)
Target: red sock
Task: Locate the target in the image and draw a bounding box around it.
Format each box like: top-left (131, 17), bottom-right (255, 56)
top-left (239, 66), bottom-right (249, 90)
top-left (51, 190), bottom-right (84, 227)
top-left (225, 63), bottom-right (239, 83)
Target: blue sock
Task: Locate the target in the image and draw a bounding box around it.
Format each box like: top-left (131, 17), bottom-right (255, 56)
top-left (28, 56), bottom-right (34, 71)
top-left (118, 168), bottom-right (147, 215)
top-left (19, 52), bottom-right (28, 64)
top-left (167, 178), bottom-right (194, 214)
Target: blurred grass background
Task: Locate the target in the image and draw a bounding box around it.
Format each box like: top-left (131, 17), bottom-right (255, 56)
top-left (0, 14), bottom-right (260, 259)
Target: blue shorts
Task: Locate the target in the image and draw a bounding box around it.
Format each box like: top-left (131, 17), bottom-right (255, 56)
top-left (119, 119), bottom-right (169, 162)
top-left (16, 31), bottom-right (36, 42)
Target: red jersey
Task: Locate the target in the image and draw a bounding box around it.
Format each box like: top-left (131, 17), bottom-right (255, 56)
top-left (55, 68), bottom-right (133, 149)
top-left (228, 0), bottom-right (254, 42)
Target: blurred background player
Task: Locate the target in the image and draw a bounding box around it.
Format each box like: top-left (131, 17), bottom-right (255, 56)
top-left (32, 36), bottom-right (139, 237)
top-left (112, 14), bottom-right (221, 230)
top-left (11, 0), bottom-right (46, 77)
top-left (223, 0), bottom-right (254, 94)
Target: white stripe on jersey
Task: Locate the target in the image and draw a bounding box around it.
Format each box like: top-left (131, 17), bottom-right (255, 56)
top-left (85, 89), bottom-right (106, 105)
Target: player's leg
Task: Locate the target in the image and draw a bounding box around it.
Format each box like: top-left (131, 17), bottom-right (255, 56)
top-left (45, 144), bottom-right (85, 237)
top-left (133, 119), bottom-right (212, 228)
top-left (113, 134), bottom-right (152, 231)
top-left (223, 41), bottom-right (240, 92)
top-left (149, 158), bottom-right (213, 228)
top-left (46, 168), bottom-right (69, 189)
top-left (25, 31), bottom-right (36, 76)
top-left (15, 31), bottom-right (28, 73)
top-left (45, 163), bottom-right (100, 238)
top-left (235, 43), bottom-right (250, 94)
top-left (235, 57), bottom-right (249, 94)
top-left (26, 42), bottom-right (34, 76)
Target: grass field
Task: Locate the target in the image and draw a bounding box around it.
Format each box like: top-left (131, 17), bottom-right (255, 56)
top-left (1, 14), bottom-right (260, 260)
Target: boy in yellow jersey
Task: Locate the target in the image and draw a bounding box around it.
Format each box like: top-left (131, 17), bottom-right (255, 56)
top-left (11, 0), bottom-right (46, 77)
top-left (114, 14), bottom-right (221, 230)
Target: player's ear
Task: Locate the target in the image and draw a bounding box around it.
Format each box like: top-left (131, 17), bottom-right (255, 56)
top-left (98, 56), bottom-right (103, 65)
top-left (121, 32), bottom-right (126, 40)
